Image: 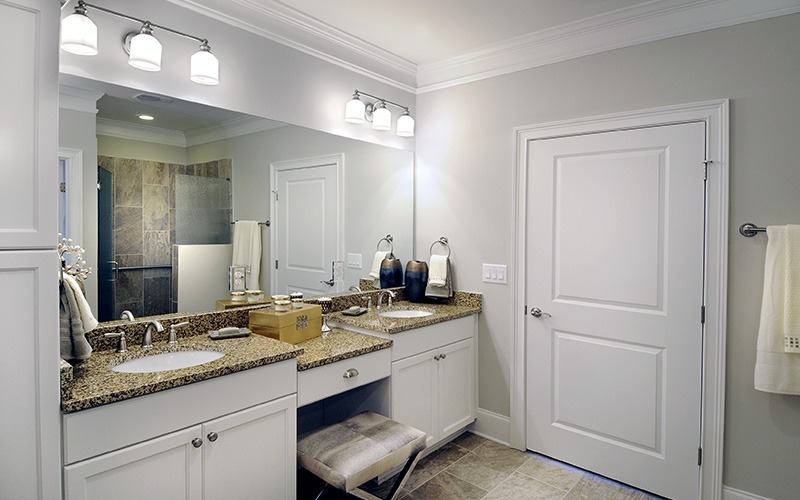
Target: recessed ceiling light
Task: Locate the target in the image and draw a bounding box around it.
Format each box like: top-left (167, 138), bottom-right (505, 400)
top-left (137, 114), bottom-right (155, 121)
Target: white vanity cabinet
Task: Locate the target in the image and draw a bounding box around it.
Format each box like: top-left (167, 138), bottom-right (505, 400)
top-left (63, 360), bottom-right (297, 500)
top-left (388, 315), bottom-right (477, 449)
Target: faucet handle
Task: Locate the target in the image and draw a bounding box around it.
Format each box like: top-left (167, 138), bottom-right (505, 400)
top-left (363, 295), bottom-right (372, 310)
top-left (169, 321), bottom-right (189, 345)
top-left (104, 331), bottom-right (127, 353)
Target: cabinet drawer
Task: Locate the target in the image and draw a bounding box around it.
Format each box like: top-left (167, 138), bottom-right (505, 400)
top-left (298, 349), bottom-right (391, 406)
top-left (391, 315), bottom-right (476, 360)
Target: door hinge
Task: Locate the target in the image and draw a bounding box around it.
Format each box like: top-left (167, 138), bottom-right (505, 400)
top-left (702, 160), bottom-right (713, 181)
top-left (524, 305), bottom-right (527, 316)
top-left (272, 190), bottom-right (278, 201)
top-left (701, 305), bottom-right (706, 324)
top-left (60, 182), bottom-right (66, 193)
top-left (697, 447), bottom-right (703, 466)
top-left (275, 260), bottom-right (278, 270)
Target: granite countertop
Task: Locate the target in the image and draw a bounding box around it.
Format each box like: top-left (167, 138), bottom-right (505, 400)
top-left (328, 296), bottom-right (482, 334)
top-left (61, 334), bottom-right (303, 413)
top-left (295, 328), bottom-right (392, 371)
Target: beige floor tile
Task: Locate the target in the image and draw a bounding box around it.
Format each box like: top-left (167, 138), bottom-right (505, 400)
top-left (404, 442), bottom-right (470, 491)
top-left (445, 453), bottom-right (512, 491)
top-left (451, 431), bottom-right (488, 451)
top-left (564, 475), bottom-right (644, 500)
top-left (483, 471), bottom-right (566, 500)
top-left (403, 471), bottom-right (488, 500)
top-left (471, 440), bottom-right (530, 474)
top-left (517, 454), bottom-right (585, 491)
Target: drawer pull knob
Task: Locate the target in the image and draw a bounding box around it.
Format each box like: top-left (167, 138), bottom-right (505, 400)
top-left (207, 432), bottom-right (218, 442)
top-left (343, 368), bottom-right (359, 378)
top-left (191, 438), bottom-right (203, 448)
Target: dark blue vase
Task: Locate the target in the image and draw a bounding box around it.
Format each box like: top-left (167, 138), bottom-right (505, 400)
top-left (379, 256), bottom-right (403, 288)
top-left (404, 260), bottom-right (428, 303)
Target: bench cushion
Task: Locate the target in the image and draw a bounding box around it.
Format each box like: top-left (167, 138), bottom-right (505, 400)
top-left (297, 411), bottom-right (427, 492)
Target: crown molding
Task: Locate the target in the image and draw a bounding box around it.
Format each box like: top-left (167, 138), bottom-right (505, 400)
top-left (58, 85), bottom-right (103, 114)
top-left (184, 116), bottom-right (286, 147)
top-left (167, 0), bottom-right (800, 93)
top-left (96, 118), bottom-right (187, 148)
top-left (416, 0), bottom-right (800, 92)
top-left (96, 116), bottom-right (286, 148)
top-left (165, 0), bottom-right (417, 93)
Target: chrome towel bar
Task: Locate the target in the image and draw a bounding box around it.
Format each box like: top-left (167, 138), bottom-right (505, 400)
top-left (739, 223), bottom-right (766, 237)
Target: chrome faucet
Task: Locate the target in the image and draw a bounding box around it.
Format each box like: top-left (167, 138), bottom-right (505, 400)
top-left (377, 290), bottom-right (395, 309)
top-left (168, 322), bottom-right (189, 346)
top-left (120, 310), bottom-right (135, 322)
top-left (348, 285), bottom-right (362, 292)
top-left (142, 320), bottom-right (164, 349)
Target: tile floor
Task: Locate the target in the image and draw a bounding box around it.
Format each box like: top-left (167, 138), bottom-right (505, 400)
top-left (298, 432), bottom-right (666, 499)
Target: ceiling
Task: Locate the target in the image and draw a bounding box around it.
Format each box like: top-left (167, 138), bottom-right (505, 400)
top-left (172, 0), bottom-right (800, 91)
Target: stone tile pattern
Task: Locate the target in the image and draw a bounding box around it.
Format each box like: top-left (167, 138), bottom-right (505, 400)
top-left (316, 432), bottom-right (662, 500)
top-left (295, 329), bottom-right (392, 371)
top-left (60, 359), bottom-right (72, 401)
top-left (97, 157), bottom-right (232, 321)
top-left (62, 331), bottom-right (302, 413)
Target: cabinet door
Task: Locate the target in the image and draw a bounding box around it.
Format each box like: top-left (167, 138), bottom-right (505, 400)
top-left (203, 395), bottom-right (297, 500)
top-left (64, 426), bottom-right (202, 500)
top-left (437, 338), bottom-right (476, 438)
top-left (0, 0), bottom-right (58, 249)
top-left (391, 350), bottom-right (438, 447)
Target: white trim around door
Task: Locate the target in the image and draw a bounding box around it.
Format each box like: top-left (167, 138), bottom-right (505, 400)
top-left (511, 100), bottom-right (729, 500)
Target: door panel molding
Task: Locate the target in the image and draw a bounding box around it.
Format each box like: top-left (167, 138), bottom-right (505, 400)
top-left (511, 100), bottom-right (728, 500)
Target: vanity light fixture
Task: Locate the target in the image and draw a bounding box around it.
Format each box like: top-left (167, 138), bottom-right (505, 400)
top-left (345, 90), bottom-right (414, 137)
top-left (60, 1), bottom-right (220, 85)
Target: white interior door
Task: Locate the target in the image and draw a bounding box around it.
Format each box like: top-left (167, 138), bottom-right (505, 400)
top-left (272, 155), bottom-right (342, 296)
top-left (525, 122), bottom-right (706, 499)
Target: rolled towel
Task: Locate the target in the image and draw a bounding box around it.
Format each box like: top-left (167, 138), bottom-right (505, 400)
top-left (369, 251), bottom-right (389, 279)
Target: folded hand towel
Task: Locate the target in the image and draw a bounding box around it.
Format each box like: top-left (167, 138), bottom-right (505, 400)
top-left (233, 221), bottom-right (262, 290)
top-left (425, 255), bottom-right (453, 299)
top-left (64, 274), bottom-right (98, 332)
top-left (59, 275), bottom-right (93, 362)
top-left (369, 251), bottom-right (389, 279)
top-left (754, 225), bottom-right (800, 395)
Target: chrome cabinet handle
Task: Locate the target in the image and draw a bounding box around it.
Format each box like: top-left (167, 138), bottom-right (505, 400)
top-left (343, 368), bottom-right (359, 378)
top-left (191, 438), bottom-right (203, 448)
top-left (531, 307), bottom-right (552, 318)
top-left (207, 432), bottom-right (218, 442)
top-left (440, 353), bottom-right (446, 360)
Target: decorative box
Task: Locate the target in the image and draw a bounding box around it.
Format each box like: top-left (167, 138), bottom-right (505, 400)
top-left (248, 303), bottom-right (322, 344)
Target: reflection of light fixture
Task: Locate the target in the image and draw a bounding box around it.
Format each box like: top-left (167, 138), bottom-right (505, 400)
top-left (136, 114), bottom-right (154, 121)
top-left (344, 90), bottom-right (414, 137)
top-left (60, 1), bottom-right (220, 85)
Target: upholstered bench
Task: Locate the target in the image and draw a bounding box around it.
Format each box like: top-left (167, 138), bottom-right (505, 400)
top-left (297, 411), bottom-right (427, 500)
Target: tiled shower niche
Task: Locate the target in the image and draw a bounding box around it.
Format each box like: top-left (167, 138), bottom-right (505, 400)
top-left (97, 156), bottom-right (232, 321)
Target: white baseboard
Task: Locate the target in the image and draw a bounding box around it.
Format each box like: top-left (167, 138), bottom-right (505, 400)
top-left (722, 485), bottom-right (773, 500)
top-left (469, 408), bottom-right (511, 447)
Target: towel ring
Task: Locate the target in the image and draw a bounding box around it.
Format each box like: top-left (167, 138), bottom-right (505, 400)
top-left (429, 237), bottom-right (451, 258)
top-left (376, 234), bottom-right (394, 254)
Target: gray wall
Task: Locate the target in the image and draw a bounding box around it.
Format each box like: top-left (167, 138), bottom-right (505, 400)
top-left (415, 13), bottom-right (800, 500)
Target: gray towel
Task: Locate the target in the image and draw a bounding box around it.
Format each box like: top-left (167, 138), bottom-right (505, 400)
top-left (60, 281), bottom-right (93, 362)
top-left (425, 257), bottom-right (453, 299)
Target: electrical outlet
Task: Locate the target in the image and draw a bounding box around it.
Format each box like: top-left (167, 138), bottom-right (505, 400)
top-left (347, 253), bottom-right (362, 269)
top-left (482, 264), bottom-right (508, 284)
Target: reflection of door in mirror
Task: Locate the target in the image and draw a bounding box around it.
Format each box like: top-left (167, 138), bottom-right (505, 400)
top-left (272, 154), bottom-right (344, 296)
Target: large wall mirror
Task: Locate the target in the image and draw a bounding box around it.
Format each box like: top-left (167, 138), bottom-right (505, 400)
top-left (59, 75), bottom-right (414, 323)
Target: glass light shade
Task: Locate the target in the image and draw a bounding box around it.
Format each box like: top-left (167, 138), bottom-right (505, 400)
top-left (60, 12), bottom-right (98, 55)
top-left (372, 103), bottom-right (391, 131)
top-left (190, 48), bottom-right (219, 85)
top-left (396, 112), bottom-right (415, 137)
top-left (345, 96), bottom-right (366, 123)
top-left (128, 32), bottom-right (162, 72)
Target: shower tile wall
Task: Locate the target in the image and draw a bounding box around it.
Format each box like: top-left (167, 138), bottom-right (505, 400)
top-left (98, 156), bottom-right (232, 319)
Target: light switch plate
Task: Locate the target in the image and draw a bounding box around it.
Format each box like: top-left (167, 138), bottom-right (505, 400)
top-left (347, 253), bottom-right (362, 269)
top-left (482, 264), bottom-right (508, 284)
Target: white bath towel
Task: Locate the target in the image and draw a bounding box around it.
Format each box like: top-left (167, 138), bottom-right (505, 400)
top-left (425, 255), bottom-right (453, 299)
top-left (369, 251), bottom-right (389, 279)
top-left (63, 274), bottom-right (98, 332)
top-left (232, 221), bottom-right (262, 290)
top-left (754, 225), bottom-right (800, 395)
top-left (59, 274), bottom-right (95, 362)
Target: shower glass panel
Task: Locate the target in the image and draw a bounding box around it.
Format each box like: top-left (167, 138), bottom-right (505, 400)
top-left (175, 174), bottom-right (232, 244)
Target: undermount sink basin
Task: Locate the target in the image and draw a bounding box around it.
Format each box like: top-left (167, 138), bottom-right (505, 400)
top-left (112, 349), bottom-right (225, 373)
top-left (378, 309), bottom-right (434, 318)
